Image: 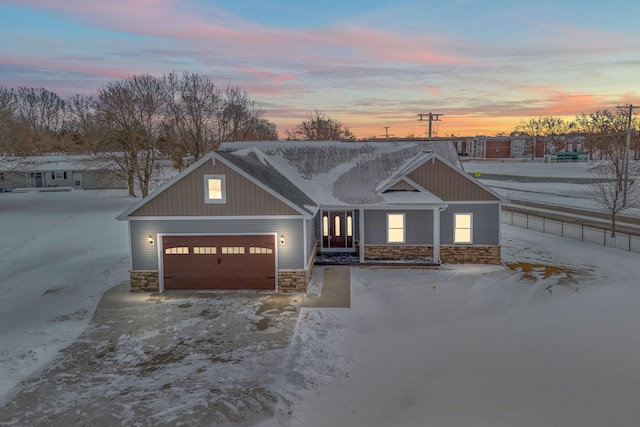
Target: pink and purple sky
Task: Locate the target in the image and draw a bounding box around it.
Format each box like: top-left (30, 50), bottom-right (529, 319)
top-left (1, 0), bottom-right (639, 138)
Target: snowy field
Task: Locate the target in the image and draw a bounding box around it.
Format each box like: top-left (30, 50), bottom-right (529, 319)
top-left (0, 190), bottom-right (136, 405)
top-left (271, 226), bottom-right (640, 426)
top-left (1, 161), bottom-right (640, 426)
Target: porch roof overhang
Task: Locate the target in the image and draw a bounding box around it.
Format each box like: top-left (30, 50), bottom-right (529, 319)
top-left (318, 192), bottom-right (446, 211)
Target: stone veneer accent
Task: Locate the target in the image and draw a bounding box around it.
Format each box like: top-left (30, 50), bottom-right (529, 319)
top-left (278, 248), bottom-right (316, 293)
top-left (130, 270), bottom-right (159, 292)
top-left (364, 244), bottom-right (501, 265)
top-left (440, 245), bottom-right (501, 264)
top-left (278, 270), bottom-right (310, 293)
top-left (365, 245), bottom-right (433, 260)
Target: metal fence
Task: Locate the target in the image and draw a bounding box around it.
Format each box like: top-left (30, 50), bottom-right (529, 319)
top-left (501, 210), bottom-right (640, 254)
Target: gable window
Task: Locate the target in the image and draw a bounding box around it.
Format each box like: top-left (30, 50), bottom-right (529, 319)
top-left (204, 174), bottom-right (226, 204)
top-left (387, 213), bottom-right (405, 243)
top-left (454, 213), bottom-right (473, 244)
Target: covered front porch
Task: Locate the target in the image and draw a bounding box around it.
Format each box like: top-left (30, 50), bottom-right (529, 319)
top-left (318, 204), bottom-right (446, 265)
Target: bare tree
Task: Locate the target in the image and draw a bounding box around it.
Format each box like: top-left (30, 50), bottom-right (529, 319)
top-left (164, 72), bottom-right (221, 165)
top-left (588, 156), bottom-right (640, 237)
top-left (514, 116), bottom-right (574, 158)
top-left (13, 87), bottom-right (66, 154)
top-left (0, 86), bottom-right (15, 155)
top-left (578, 109), bottom-right (640, 236)
top-left (63, 94), bottom-right (99, 153)
top-left (216, 86), bottom-right (276, 145)
top-left (95, 75), bottom-right (167, 197)
top-left (242, 117), bottom-right (279, 141)
top-left (285, 110), bottom-right (355, 141)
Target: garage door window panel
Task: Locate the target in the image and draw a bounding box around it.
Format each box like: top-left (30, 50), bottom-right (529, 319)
top-left (222, 246), bottom-right (245, 254)
top-left (193, 246), bottom-right (217, 254)
top-left (250, 247), bottom-right (273, 254)
top-left (165, 246), bottom-right (190, 254)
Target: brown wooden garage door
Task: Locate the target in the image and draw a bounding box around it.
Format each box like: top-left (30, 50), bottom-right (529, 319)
top-left (162, 235), bottom-right (276, 290)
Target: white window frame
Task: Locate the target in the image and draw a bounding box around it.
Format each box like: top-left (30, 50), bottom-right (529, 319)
top-left (204, 174), bottom-right (226, 204)
top-left (454, 213), bottom-right (473, 244)
top-left (387, 213), bottom-right (405, 244)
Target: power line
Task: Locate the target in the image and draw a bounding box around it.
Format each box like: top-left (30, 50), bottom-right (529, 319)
top-left (417, 113), bottom-right (443, 139)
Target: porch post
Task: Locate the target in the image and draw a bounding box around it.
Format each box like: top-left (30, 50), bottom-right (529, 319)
top-left (433, 208), bottom-right (441, 264)
top-left (359, 208), bottom-right (365, 263)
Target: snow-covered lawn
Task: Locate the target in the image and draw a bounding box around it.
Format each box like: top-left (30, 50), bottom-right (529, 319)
top-left (273, 225), bottom-right (640, 427)
top-left (0, 190), bottom-right (136, 405)
top-left (1, 164), bottom-right (640, 426)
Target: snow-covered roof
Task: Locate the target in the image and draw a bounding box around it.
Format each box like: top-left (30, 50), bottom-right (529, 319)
top-left (0, 155), bottom-right (109, 171)
top-left (217, 149), bottom-right (317, 214)
top-left (220, 140), bottom-right (461, 207)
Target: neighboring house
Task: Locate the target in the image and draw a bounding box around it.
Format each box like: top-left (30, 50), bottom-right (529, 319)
top-left (0, 155), bottom-right (126, 191)
top-left (117, 140), bottom-right (503, 293)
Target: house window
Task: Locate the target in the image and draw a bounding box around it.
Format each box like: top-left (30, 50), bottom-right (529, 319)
top-left (204, 174), bottom-right (226, 204)
top-left (334, 216), bottom-right (341, 237)
top-left (454, 213), bottom-right (473, 244)
top-left (387, 213), bottom-right (405, 243)
top-left (347, 214), bottom-right (353, 237)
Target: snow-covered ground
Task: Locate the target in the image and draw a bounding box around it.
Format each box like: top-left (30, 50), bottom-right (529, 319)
top-left (0, 190), bottom-right (136, 405)
top-left (1, 161), bottom-right (640, 426)
top-left (271, 226), bottom-right (640, 426)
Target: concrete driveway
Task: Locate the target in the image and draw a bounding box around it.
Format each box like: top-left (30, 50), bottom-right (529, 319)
top-left (0, 282), bottom-right (302, 427)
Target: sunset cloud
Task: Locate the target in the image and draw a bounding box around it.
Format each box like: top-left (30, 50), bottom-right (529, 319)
top-left (1, 0), bottom-right (638, 137)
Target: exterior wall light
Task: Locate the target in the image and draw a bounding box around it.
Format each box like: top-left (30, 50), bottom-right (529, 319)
top-left (280, 234), bottom-right (285, 245)
top-left (148, 235), bottom-right (155, 245)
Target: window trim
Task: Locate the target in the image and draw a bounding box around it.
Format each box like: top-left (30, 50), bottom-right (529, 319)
top-left (204, 174), bottom-right (227, 204)
top-left (386, 213), bottom-right (405, 244)
top-left (454, 212), bottom-right (473, 244)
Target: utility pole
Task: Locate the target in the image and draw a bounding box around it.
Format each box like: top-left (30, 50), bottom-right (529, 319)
top-left (618, 104), bottom-right (640, 207)
top-left (417, 112), bottom-right (443, 139)
top-left (380, 126), bottom-right (393, 141)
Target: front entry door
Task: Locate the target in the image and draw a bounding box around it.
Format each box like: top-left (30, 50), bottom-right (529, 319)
top-left (322, 210), bottom-right (354, 250)
top-left (330, 211), bottom-right (346, 248)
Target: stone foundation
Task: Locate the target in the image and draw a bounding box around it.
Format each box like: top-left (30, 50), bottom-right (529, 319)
top-left (364, 244), bottom-right (501, 264)
top-left (441, 245), bottom-right (501, 264)
top-left (130, 270), bottom-right (159, 292)
top-left (365, 244), bottom-right (433, 260)
top-left (278, 269), bottom-right (311, 293)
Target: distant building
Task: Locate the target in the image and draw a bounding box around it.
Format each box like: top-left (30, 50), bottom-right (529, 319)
top-left (0, 155), bottom-right (126, 191)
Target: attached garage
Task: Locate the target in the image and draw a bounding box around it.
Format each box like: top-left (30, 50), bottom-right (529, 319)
top-left (161, 235), bottom-right (276, 291)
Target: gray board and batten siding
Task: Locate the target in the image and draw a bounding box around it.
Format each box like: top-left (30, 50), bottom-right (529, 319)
top-left (441, 203), bottom-right (501, 245)
top-left (130, 218), bottom-right (307, 271)
top-left (362, 204), bottom-right (500, 246)
top-left (129, 158), bottom-right (301, 217)
top-left (364, 210), bottom-right (435, 245)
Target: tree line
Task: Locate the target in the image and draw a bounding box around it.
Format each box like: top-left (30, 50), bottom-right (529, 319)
top-left (0, 73), bottom-right (360, 196)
